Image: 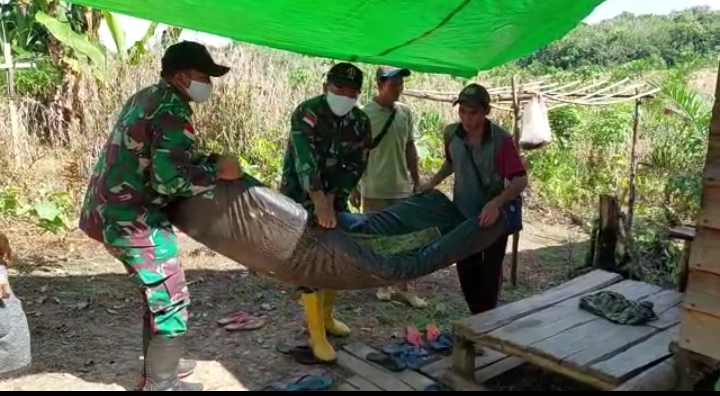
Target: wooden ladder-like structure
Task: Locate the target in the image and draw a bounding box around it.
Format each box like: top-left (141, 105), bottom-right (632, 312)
top-left (674, 63), bottom-right (720, 390)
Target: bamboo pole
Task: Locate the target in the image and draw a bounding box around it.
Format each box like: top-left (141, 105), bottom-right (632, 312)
top-left (510, 75), bottom-right (521, 286)
top-left (627, 89), bottom-right (641, 231)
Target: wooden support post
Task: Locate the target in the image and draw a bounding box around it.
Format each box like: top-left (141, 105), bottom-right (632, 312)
top-left (626, 90), bottom-right (640, 232)
top-left (510, 75), bottom-right (521, 286)
top-left (451, 337), bottom-right (476, 380)
top-left (593, 194), bottom-right (620, 272)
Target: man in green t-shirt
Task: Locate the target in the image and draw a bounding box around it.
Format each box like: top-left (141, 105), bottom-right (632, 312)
top-left (351, 66), bottom-right (427, 309)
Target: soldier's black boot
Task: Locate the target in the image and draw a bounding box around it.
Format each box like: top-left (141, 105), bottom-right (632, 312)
top-left (142, 335), bottom-right (203, 392)
top-left (135, 313), bottom-right (197, 391)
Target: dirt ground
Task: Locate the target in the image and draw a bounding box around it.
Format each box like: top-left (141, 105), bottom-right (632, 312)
top-left (0, 216), bottom-right (587, 391)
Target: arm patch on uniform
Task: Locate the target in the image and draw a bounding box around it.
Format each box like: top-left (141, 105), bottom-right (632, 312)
top-left (301, 114), bottom-right (317, 128)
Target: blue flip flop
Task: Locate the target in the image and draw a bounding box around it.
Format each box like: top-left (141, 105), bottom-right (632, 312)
top-left (366, 352), bottom-right (407, 372)
top-left (424, 383), bottom-right (443, 391)
top-left (255, 375), bottom-right (333, 391)
top-left (284, 375), bottom-right (333, 391)
top-left (380, 345), bottom-right (434, 370)
top-left (427, 332), bottom-right (453, 353)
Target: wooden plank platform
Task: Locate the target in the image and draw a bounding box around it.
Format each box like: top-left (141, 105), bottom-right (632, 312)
top-left (420, 348), bottom-right (524, 391)
top-left (334, 342), bottom-right (440, 391)
top-left (450, 270), bottom-right (682, 391)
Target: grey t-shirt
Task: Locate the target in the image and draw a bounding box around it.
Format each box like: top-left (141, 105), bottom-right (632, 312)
top-left (0, 294), bottom-right (32, 377)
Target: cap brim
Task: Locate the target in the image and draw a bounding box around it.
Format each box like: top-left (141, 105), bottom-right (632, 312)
top-left (380, 68), bottom-right (411, 78)
top-left (453, 98), bottom-right (487, 108)
top-left (206, 64), bottom-right (230, 77)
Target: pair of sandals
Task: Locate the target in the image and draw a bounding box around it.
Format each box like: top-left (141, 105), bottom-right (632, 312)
top-left (405, 325), bottom-right (453, 352)
top-left (217, 310), bottom-right (266, 331)
top-left (365, 345), bottom-right (439, 372)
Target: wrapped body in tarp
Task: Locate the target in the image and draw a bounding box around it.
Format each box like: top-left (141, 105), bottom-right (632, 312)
top-left (168, 175), bottom-right (506, 290)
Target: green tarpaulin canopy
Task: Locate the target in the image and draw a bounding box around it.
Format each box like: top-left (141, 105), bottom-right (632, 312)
top-left (71, 0), bottom-right (606, 78)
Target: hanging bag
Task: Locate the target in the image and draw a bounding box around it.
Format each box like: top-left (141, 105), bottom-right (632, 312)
top-left (519, 94), bottom-right (552, 150)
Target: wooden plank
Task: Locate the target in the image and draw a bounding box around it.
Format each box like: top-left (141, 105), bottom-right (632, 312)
top-left (342, 343), bottom-right (436, 391)
top-left (679, 309), bottom-right (720, 363)
top-left (485, 280), bottom-right (664, 348)
top-left (644, 289), bottom-right (683, 330)
top-left (533, 293), bottom-right (679, 371)
top-left (335, 351), bottom-right (414, 391)
top-left (688, 227), bottom-right (720, 275)
top-left (476, 337), bottom-right (616, 391)
top-left (425, 354), bottom-right (524, 391)
top-left (336, 383), bottom-right (360, 391)
top-left (455, 270), bottom-right (623, 339)
top-left (668, 225), bottom-right (696, 241)
top-left (344, 376), bottom-right (382, 391)
top-left (611, 358), bottom-right (677, 391)
top-left (474, 356), bottom-right (524, 383)
top-left (704, 62), bottom-right (720, 185)
top-left (591, 325), bottom-right (678, 383)
top-left (420, 349), bottom-right (506, 379)
top-left (697, 183), bottom-right (720, 230)
top-left (684, 270), bottom-right (720, 318)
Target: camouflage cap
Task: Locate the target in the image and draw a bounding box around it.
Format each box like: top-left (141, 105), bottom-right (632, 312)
top-left (453, 83), bottom-right (491, 108)
top-left (376, 66), bottom-right (411, 81)
top-left (326, 63), bottom-right (364, 90)
top-left (161, 40), bottom-right (230, 77)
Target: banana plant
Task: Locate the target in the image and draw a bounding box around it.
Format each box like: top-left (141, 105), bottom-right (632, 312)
top-left (34, 8), bottom-right (107, 81)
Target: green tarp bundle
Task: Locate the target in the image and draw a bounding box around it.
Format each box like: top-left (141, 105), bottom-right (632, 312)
top-left (70, 0), bottom-right (606, 77)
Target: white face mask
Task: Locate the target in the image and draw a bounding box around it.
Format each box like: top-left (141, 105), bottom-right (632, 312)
top-left (186, 80), bottom-right (213, 103)
top-left (326, 92), bottom-right (358, 116)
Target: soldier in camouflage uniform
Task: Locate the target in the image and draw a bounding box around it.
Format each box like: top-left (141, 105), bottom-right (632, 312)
top-left (78, 41), bottom-right (243, 392)
top-left (279, 63), bottom-right (372, 363)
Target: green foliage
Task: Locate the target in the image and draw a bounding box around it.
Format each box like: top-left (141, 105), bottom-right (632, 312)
top-left (0, 188), bottom-right (74, 234)
top-left (34, 10), bottom-right (107, 81)
top-left (518, 6), bottom-right (720, 70)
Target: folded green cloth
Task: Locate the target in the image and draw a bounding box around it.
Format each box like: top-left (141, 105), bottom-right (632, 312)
top-left (579, 291), bottom-right (658, 326)
top-left (349, 228), bottom-right (442, 255)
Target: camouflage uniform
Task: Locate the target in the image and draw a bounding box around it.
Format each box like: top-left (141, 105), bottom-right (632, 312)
top-left (279, 63), bottom-right (372, 363)
top-left (79, 41), bottom-right (230, 392)
top-left (279, 95), bottom-right (372, 213)
top-left (80, 79), bottom-right (217, 338)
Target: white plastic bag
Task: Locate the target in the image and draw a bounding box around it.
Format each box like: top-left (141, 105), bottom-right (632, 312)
top-left (519, 94), bottom-right (552, 150)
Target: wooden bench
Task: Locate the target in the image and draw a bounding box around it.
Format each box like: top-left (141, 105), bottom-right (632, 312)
top-left (667, 225), bottom-right (696, 293)
top-left (444, 270), bottom-right (682, 391)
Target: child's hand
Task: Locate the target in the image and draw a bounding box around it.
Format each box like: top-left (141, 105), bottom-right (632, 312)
top-left (0, 265), bottom-right (9, 299)
top-left (0, 232), bottom-right (10, 264)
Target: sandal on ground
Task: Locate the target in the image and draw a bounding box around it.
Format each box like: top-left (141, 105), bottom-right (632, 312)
top-left (217, 310), bottom-right (266, 331)
top-left (365, 352), bottom-right (406, 372)
top-left (255, 374), bottom-right (333, 391)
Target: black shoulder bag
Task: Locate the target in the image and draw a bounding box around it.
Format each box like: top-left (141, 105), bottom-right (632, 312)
top-left (368, 108), bottom-right (398, 150)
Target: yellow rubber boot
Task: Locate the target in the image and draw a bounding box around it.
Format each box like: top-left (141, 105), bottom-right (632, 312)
top-left (322, 290), bottom-right (351, 337)
top-left (301, 292), bottom-right (336, 362)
